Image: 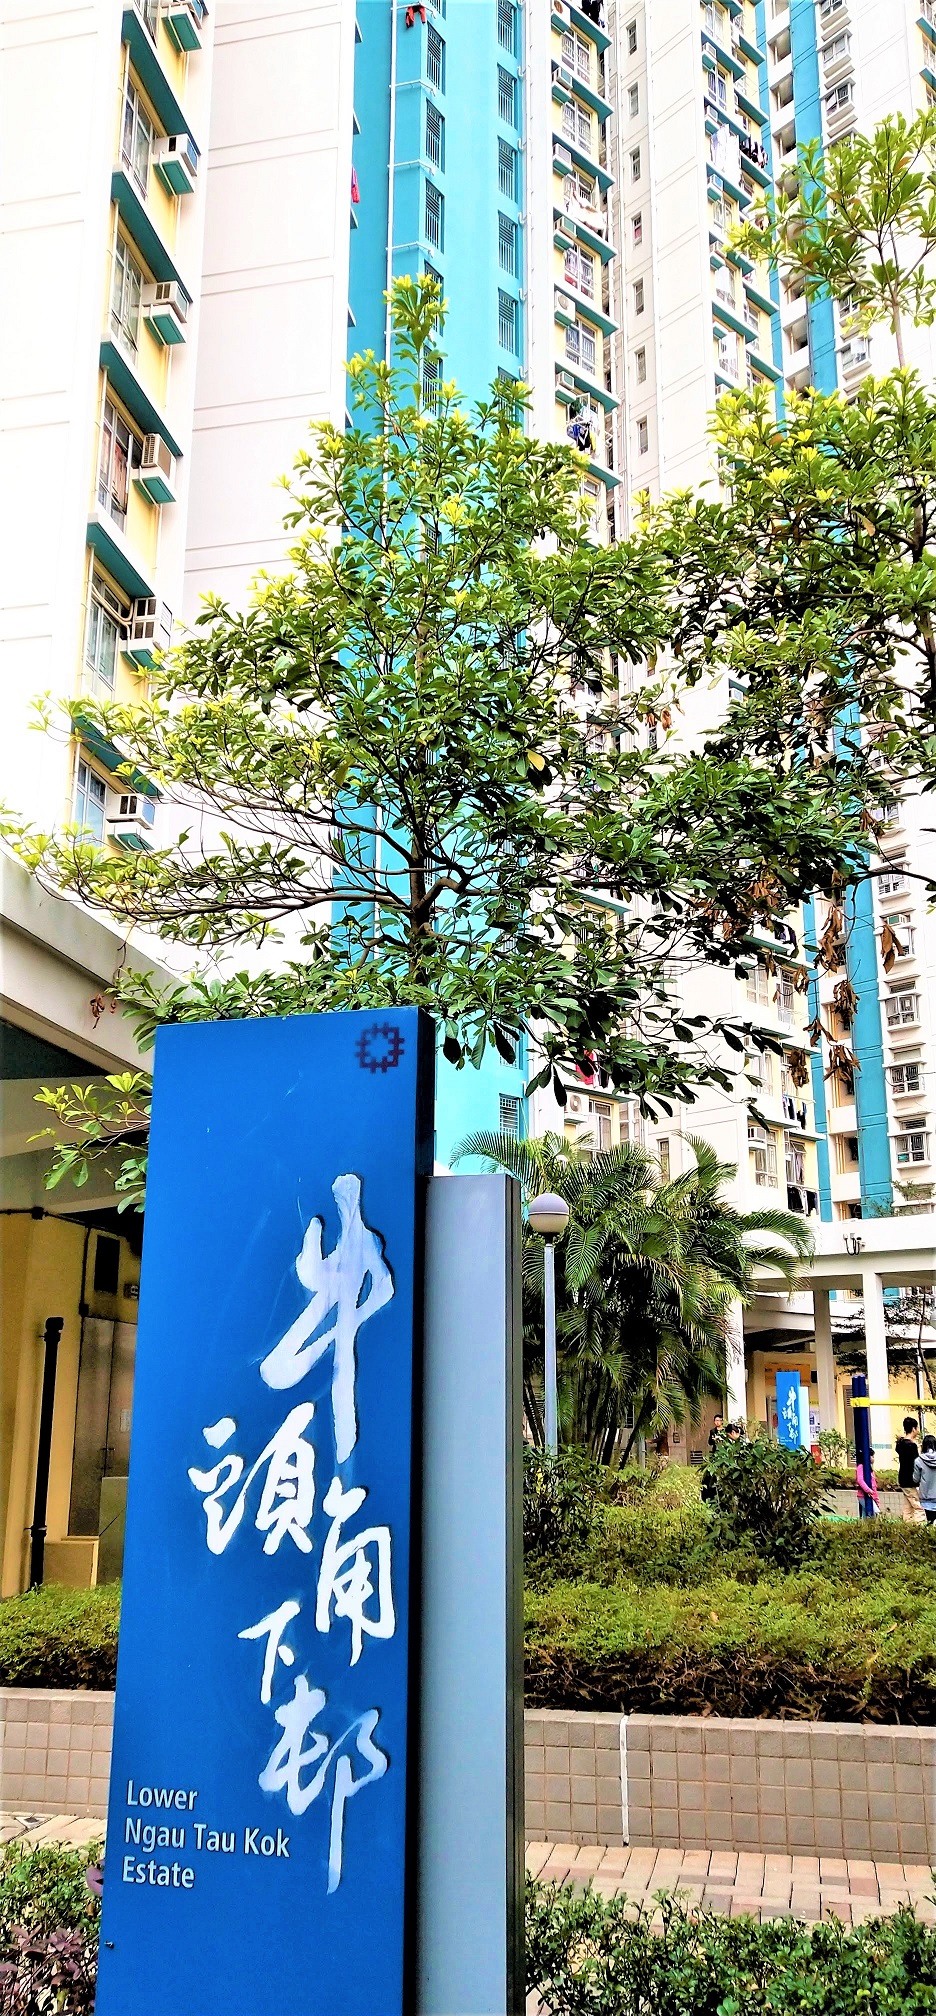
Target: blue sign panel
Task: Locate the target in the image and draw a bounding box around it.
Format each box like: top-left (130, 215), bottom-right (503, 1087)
top-left (96, 1009), bottom-right (433, 2016)
top-left (775, 1369), bottom-right (803, 1450)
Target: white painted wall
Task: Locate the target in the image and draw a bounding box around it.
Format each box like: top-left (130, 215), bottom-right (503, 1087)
top-left (182, 0), bottom-right (356, 619)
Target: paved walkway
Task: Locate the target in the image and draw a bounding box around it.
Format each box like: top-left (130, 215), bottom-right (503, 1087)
top-left (526, 1844), bottom-right (936, 1925)
top-left (4, 1818), bottom-right (934, 1927)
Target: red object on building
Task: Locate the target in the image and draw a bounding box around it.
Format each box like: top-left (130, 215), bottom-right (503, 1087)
top-left (405, 3), bottom-right (426, 22)
top-left (351, 167), bottom-right (360, 204)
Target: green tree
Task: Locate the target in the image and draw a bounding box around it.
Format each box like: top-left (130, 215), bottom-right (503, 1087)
top-left (455, 1129), bottom-right (810, 1463)
top-left (734, 109), bottom-right (936, 366)
top-left (4, 279), bottom-right (875, 1198)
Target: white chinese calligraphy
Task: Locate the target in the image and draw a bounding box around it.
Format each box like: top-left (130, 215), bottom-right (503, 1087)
top-left (188, 1403), bottom-right (317, 1554)
top-left (238, 1600), bottom-right (300, 1704)
top-left (260, 1174), bottom-right (394, 1462)
top-left (316, 1477), bottom-right (394, 1668)
top-left (258, 1675), bottom-right (387, 1892)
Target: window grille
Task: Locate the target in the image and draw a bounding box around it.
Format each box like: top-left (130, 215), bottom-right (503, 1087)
top-left (498, 289), bottom-right (519, 352)
top-left (497, 0), bottom-right (517, 52)
top-left (499, 1094), bottom-right (521, 1138)
top-left (498, 65), bottom-right (517, 123)
top-left (498, 137), bottom-right (518, 199)
top-left (425, 181), bottom-right (443, 250)
top-left (425, 102), bottom-right (444, 169)
top-left (427, 24), bottom-right (444, 88)
top-left (498, 212), bottom-right (518, 275)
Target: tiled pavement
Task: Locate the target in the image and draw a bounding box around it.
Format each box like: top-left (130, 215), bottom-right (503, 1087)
top-left (525, 1842), bottom-right (936, 1925)
top-left (4, 1816), bottom-right (934, 1928)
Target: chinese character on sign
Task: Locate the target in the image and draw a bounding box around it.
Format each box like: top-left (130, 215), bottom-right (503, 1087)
top-left (260, 1174), bottom-right (394, 1462)
top-left (188, 1403), bottom-right (318, 1555)
top-left (258, 1676), bottom-right (387, 1892)
top-left (189, 1171), bottom-right (397, 1895)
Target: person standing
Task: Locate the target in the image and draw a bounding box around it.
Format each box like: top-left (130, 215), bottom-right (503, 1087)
top-left (913, 1435), bottom-right (936, 1525)
top-left (708, 1413), bottom-right (724, 1454)
top-left (896, 1416), bottom-right (925, 1524)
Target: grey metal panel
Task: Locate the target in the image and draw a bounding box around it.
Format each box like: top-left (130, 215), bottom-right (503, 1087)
top-left (417, 1173), bottom-right (524, 2016)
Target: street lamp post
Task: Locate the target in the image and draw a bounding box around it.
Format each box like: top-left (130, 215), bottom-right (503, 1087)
top-left (528, 1192), bottom-right (570, 1455)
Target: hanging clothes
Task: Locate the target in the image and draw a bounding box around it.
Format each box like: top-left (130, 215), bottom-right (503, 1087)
top-left (351, 166), bottom-right (360, 204)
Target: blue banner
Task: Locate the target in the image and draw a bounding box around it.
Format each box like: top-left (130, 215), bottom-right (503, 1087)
top-left (775, 1369), bottom-right (803, 1450)
top-left (96, 1009), bottom-right (433, 2016)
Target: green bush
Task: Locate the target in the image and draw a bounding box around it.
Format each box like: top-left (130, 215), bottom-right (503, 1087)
top-left (525, 1563), bottom-right (936, 1719)
top-left (590, 1504), bottom-right (717, 1588)
top-left (523, 1447), bottom-right (602, 1568)
top-left (0, 1842), bottom-right (101, 2014)
top-left (702, 1438), bottom-right (829, 1567)
top-left (527, 1881), bottom-right (936, 2015)
top-left (0, 1585), bottom-right (119, 1690)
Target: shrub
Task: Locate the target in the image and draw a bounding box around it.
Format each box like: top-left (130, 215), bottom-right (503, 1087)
top-left (523, 1448), bottom-right (602, 1567)
top-left (0, 1843), bottom-right (101, 2015)
top-left (603, 1464), bottom-right (703, 1510)
top-left (590, 1504), bottom-right (716, 1588)
top-left (702, 1438), bottom-right (828, 1567)
top-left (527, 1881), bottom-right (936, 2015)
top-left (524, 1566), bottom-right (936, 1720)
top-left (0, 1586), bottom-right (119, 1691)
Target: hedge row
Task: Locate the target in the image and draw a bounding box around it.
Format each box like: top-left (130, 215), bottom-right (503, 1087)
top-left (528, 1881), bottom-right (936, 2015)
top-left (0, 1585), bottom-right (119, 1691)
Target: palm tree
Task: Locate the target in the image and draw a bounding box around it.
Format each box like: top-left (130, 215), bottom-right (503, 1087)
top-left (455, 1130), bottom-right (812, 1463)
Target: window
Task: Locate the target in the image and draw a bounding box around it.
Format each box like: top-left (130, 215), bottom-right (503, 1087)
top-left (498, 137), bottom-right (518, 199)
top-left (711, 68), bottom-right (728, 107)
top-left (425, 102), bottom-right (444, 169)
top-left (589, 1099), bottom-right (612, 1152)
top-left (657, 1136), bottom-right (670, 1179)
top-left (627, 18), bottom-right (637, 52)
top-left (110, 235), bottom-right (143, 354)
top-left (427, 24), bottom-right (444, 87)
top-left (630, 145), bottom-right (641, 180)
top-left (121, 76), bottom-right (154, 197)
top-left (498, 65), bottom-right (517, 123)
top-left (825, 80), bottom-right (854, 109)
top-left (73, 758), bottom-right (107, 841)
top-left (498, 289), bottom-right (519, 352)
top-left (422, 355), bottom-right (442, 413)
top-left (891, 1062), bottom-right (924, 1096)
top-left (94, 1234), bottom-right (121, 1296)
top-left (886, 991), bottom-right (920, 1027)
top-left (628, 82), bottom-right (639, 116)
top-left (85, 574), bottom-right (126, 694)
top-left (561, 29), bottom-right (591, 81)
top-left (746, 961), bottom-right (769, 1006)
top-left (632, 210), bottom-right (643, 244)
top-left (776, 973), bottom-right (795, 1027)
top-left (634, 344), bottom-right (647, 383)
top-left (565, 321), bottom-right (596, 373)
top-left (499, 1093), bottom-right (521, 1138)
top-left (423, 261), bottom-right (444, 329)
top-left (885, 912), bottom-right (915, 956)
top-left (822, 29), bottom-right (850, 60)
top-left (97, 396), bottom-right (133, 527)
top-left (633, 277), bottom-right (645, 313)
top-left (564, 244), bottom-right (595, 297)
top-left (748, 1127), bottom-right (778, 1187)
top-left (636, 415), bottom-right (649, 453)
top-left (562, 100), bottom-right (592, 152)
top-left (896, 1130), bottom-right (930, 1166)
top-left (425, 181), bottom-right (443, 250)
top-left (498, 212), bottom-right (518, 275)
top-left (497, 0), bottom-right (517, 53)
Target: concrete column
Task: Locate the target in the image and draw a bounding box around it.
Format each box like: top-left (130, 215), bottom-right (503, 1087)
top-left (812, 1289), bottom-right (838, 1436)
top-left (862, 1267), bottom-right (893, 1462)
top-left (725, 1303), bottom-right (747, 1424)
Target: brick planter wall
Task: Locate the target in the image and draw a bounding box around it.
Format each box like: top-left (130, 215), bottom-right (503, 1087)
top-left (0, 1689), bottom-right (112, 1819)
top-left (525, 1710), bottom-right (936, 1863)
top-left (3, 1692), bottom-right (934, 1862)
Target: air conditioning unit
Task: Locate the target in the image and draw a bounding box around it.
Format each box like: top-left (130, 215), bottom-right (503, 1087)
top-left (554, 143), bottom-right (574, 167)
top-left (161, 0), bottom-right (207, 54)
top-left (557, 369), bottom-right (576, 390)
top-left (107, 792), bottom-right (156, 847)
top-left (153, 130), bottom-right (200, 196)
top-left (559, 63), bottom-right (574, 86)
top-left (124, 596), bottom-right (173, 667)
top-left (568, 1093), bottom-right (584, 1114)
top-left (556, 291), bottom-right (576, 319)
top-left (142, 279), bottom-right (189, 347)
top-left (134, 434), bottom-right (177, 505)
top-left (557, 217), bottom-right (576, 239)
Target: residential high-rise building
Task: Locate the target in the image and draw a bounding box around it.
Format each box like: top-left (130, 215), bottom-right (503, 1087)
top-left (0, 0), bottom-right (213, 1594)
